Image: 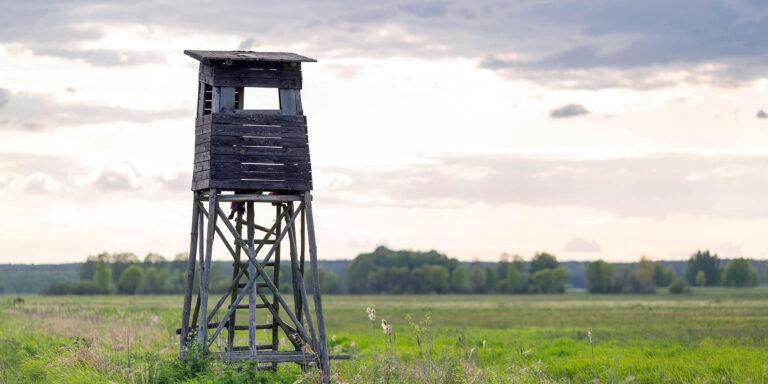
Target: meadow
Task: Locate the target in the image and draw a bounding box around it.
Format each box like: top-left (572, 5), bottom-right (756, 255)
top-left (1, 289), bottom-right (767, 383)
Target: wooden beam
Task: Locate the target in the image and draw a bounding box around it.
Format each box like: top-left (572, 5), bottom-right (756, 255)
top-left (247, 200), bottom-right (257, 355)
top-left (198, 189), bottom-right (217, 346)
top-left (180, 195), bottom-right (200, 350)
top-left (304, 192), bottom-right (331, 384)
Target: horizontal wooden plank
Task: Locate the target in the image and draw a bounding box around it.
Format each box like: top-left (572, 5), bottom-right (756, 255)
top-left (209, 179), bottom-right (311, 191)
top-left (208, 135), bottom-right (308, 148)
top-left (210, 162), bottom-right (310, 173)
top-left (201, 72), bottom-right (302, 89)
top-left (209, 125), bottom-right (307, 139)
top-left (211, 145), bottom-right (308, 157)
top-left (210, 169), bottom-right (310, 182)
top-left (210, 113), bottom-right (306, 126)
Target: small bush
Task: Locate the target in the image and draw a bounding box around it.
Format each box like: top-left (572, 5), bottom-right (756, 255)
top-left (668, 278), bottom-right (691, 294)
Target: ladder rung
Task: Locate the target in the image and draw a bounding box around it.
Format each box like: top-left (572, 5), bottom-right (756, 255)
top-left (231, 344), bottom-right (274, 351)
top-left (236, 282), bottom-right (270, 289)
top-left (231, 303), bottom-right (272, 310)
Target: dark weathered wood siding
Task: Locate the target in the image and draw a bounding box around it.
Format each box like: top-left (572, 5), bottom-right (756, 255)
top-left (192, 113), bottom-right (312, 191)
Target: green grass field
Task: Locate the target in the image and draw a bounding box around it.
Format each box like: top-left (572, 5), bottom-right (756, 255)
top-left (2, 289), bottom-right (768, 383)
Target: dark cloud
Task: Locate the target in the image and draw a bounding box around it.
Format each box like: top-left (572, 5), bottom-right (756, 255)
top-left (758, 110), bottom-right (767, 119)
top-left (564, 238), bottom-right (601, 253)
top-left (322, 153), bottom-right (768, 219)
top-left (397, 1), bottom-right (448, 18)
top-left (2, 0), bottom-right (768, 88)
top-left (32, 47), bottom-right (166, 67)
top-left (0, 91), bottom-right (189, 132)
top-left (550, 103), bottom-right (589, 119)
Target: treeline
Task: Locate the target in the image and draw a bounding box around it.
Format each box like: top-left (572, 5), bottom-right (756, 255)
top-left (41, 252), bottom-right (344, 296)
top-left (22, 247), bottom-right (768, 296)
top-left (586, 250), bottom-right (763, 294)
top-left (347, 247), bottom-right (570, 294)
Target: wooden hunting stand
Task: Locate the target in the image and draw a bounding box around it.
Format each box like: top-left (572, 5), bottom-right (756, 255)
top-left (178, 50), bottom-right (345, 383)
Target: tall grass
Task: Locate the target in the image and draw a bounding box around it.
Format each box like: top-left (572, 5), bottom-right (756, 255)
top-left (2, 290), bottom-right (768, 383)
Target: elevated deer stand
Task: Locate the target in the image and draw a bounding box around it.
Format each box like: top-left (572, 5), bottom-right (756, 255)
top-left (178, 50), bottom-right (345, 383)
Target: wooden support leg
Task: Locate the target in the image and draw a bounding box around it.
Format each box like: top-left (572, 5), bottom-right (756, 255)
top-left (181, 193), bottom-right (200, 351)
top-left (303, 192), bottom-right (331, 384)
top-left (227, 209), bottom-right (243, 352)
top-left (198, 189), bottom-right (218, 346)
top-left (247, 201), bottom-right (257, 355)
top-left (272, 203), bottom-right (282, 370)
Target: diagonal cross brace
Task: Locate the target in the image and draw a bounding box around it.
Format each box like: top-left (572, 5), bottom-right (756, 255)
top-left (198, 202), bottom-right (290, 326)
top-left (207, 203), bottom-right (314, 349)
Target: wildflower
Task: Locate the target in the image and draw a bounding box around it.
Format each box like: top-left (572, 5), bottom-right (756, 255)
top-left (482, 340), bottom-right (486, 349)
top-left (381, 319), bottom-right (388, 331)
top-left (587, 331), bottom-right (593, 344)
top-left (523, 349), bottom-right (532, 355)
top-left (366, 307), bottom-right (375, 321)
top-left (331, 335), bottom-right (337, 342)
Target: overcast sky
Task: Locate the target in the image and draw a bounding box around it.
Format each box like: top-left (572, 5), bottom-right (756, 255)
top-left (1, 0), bottom-right (767, 263)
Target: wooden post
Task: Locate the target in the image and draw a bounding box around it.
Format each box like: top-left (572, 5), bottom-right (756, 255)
top-left (198, 189), bottom-right (217, 346)
top-left (247, 201), bottom-right (257, 355)
top-left (181, 193), bottom-right (200, 351)
top-left (227, 209), bottom-right (243, 352)
top-left (272, 203), bottom-right (282, 369)
top-left (304, 192), bottom-right (331, 384)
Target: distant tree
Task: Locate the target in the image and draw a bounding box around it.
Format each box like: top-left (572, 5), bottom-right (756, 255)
top-left (79, 253), bottom-right (107, 280)
top-left (532, 267), bottom-right (570, 293)
top-left (137, 266), bottom-right (168, 294)
top-left (111, 252), bottom-right (140, 280)
top-left (450, 265), bottom-right (467, 293)
top-left (585, 260), bottom-right (614, 293)
top-left (530, 252), bottom-right (559, 274)
top-left (306, 266), bottom-right (343, 294)
top-left (685, 250), bottom-right (721, 286)
top-left (426, 266), bottom-right (449, 293)
top-left (611, 266), bottom-right (633, 293)
top-left (630, 256), bottom-right (656, 293)
top-left (117, 265), bottom-right (143, 294)
top-left (654, 263), bottom-right (676, 287)
top-left (143, 253), bottom-right (167, 265)
top-left (70, 280), bottom-right (103, 295)
top-left (0, 282), bottom-right (5, 294)
top-left (469, 264), bottom-right (486, 293)
top-left (94, 258), bottom-right (112, 293)
top-left (695, 270), bottom-right (707, 286)
top-left (668, 278), bottom-right (691, 294)
top-left (765, 264), bottom-right (768, 286)
top-left (512, 255), bottom-right (526, 274)
top-left (495, 259), bottom-right (509, 293)
top-left (42, 281), bottom-right (70, 295)
top-left (723, 258), bottom-right (759, 287)
top-left (506, 263), bottom-right (520, 294)
top-left (484, 267), bottom-right (497, 292)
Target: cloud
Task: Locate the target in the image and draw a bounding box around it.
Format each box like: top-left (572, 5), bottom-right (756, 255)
top-left (0, 91), bottom-right (188, 132)
top-left (397, 1), bottom-right (448, 18)
top-left (713, 241), bottom-right (742, 258)
top-left (550, 103), bottom-right (589, 119)
top-left (3, 1), bottom-right (768, 88)
top-left (758, 110), bottom-right (767, 119)
top-left (563, 238), bottom-right (601, 253)
top-left (0, 88), bottom-right (9, 108)
top-left (320, 153), bottom-right (768, 219)
top-left (31, 47), bottom-right (166, 67)
top-left (237, 37), bottom-right (256, 50)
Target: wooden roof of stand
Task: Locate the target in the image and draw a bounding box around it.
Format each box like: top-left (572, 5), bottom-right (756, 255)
top-left (184, 50), bottom-right (317, 65)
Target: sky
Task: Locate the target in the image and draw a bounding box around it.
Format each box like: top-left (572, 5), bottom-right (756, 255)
top-left (1, 0), bottom-right (767, 264)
